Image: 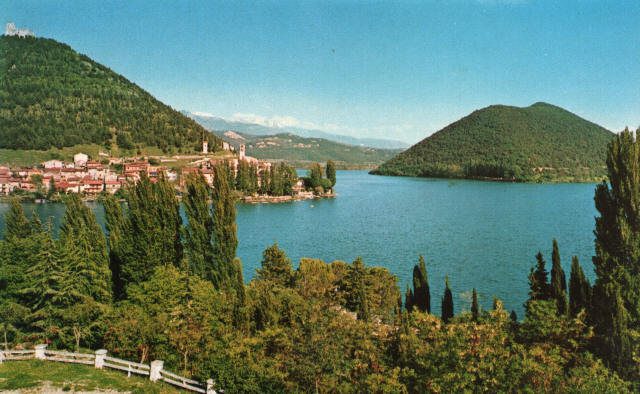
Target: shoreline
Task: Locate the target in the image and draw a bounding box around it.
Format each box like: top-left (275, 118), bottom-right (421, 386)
top-left (240, 192), bottom-right (336, 204)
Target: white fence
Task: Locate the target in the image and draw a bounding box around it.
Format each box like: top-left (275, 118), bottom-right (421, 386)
top-left (0, 344), bottom-right (217, 393)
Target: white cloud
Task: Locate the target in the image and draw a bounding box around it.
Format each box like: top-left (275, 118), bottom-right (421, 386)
top-left (192, 111), bottom-right (215, 118)
top-left (231, 113), bottom-right (319, 129)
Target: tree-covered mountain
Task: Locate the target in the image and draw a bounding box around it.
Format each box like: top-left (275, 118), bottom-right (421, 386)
top-left (184, 111), bottom-right (409, 149)
top-left (212, 129), bottom-right (401, 168)
top-left (0, 35), bottom-right (221, 152)
top-left (372, 102), bottom-right (615, 182)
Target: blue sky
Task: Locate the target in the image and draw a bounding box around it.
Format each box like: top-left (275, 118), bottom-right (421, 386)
top-left (3, 0), bottom-right (639, 143)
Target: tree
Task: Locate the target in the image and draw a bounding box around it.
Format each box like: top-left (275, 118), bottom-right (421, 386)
top-left (471, 288), bottom-right (479, 322)
top-left (591, 128), bottom-right (640, 379)
top-left (527, 252), bottom-right (550, 306)
top-left (110, 173), bottom-right (183, 294)
top-left (549, 239), bottom-right (568, 315)
top-left (569, 256), bottom-right (591, 317)
top-left (405, 286), bottom-right (414, 312)
top-left (308, 163), bottom-right (323, 189)
top-left (441, 277), bottom-right (454, 323)
top-left (211, 163), bottom-right (238, 289)
top-left (256, 243), bottom-right (293, 287)
top-left (103, 194), bottom-right (126, 299)
top-left (183, 173), bottom-right (214, 279)
top-left (59, 194), bottom-right (111, 304)
top-left (325, 160), bottom-right (336, 188)
top-left (4, 198), bottom-right (31, 240)
top-left (410, 255), bottom-right (430, 313)
top-left (347, 257), bottom-right (370, 322)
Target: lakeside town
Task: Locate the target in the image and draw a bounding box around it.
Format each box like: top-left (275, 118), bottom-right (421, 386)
top-left (0, 141), bottom-right (333, 202)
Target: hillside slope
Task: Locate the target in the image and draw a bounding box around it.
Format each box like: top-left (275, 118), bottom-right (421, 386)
top-left (214, 129), bottom-right (401, 168)
top-left (0, 35), bottom-right (221, 152)
top-left (372, 102), bottom-right (614, 182)
top-left (185, 111), bottom-right (409, 149)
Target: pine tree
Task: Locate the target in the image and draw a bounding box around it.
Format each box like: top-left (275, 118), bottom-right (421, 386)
top-left (325, 160), bottom-right (336, 188)
top-left (591, 128), bottom-right (640, 379)
top-left (411, 255), bottom-right (430, 313)
top-left (183, 173), bottom-right (214, 279)
top-left (256, 242), bottom-right (293, 287)
top-left (4, 198), bottom-right (31, 240)
top-left (549, 239), bottom-right (568, 315)
top-left (441, 277), bottom-right (454, 323)
top-left (568, 256), bottom-right (591, 317)
top-left (21, 222), bottom-right (68, 342)
top-left (211, 163), bottom-right (238, 289)
top-left (471, 288), bottom-right (479, 322)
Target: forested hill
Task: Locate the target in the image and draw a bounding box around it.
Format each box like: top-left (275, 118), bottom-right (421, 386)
top-left (372, 102), bottom-right (614, 182)
top-left (0, 35), bottom-right (221, 152)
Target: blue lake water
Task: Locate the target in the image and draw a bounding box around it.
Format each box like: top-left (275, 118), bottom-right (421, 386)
top-left (0, 170), bottom-right (598, 316)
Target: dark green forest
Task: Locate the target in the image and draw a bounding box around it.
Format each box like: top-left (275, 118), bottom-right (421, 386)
top-left (2, 131), bottom-right (640, 392)
top-left (372, 102), bottom-right (614, 182)
top-left (0, 36), bottom-right (221, 152)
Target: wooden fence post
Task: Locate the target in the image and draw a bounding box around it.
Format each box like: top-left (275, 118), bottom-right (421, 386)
top-left (95, 349), bottom-right (107, 369)
top-left (206, 378), bottom-right (216, 394)
top-left (149, 360), bottom-right (163, 382)
top-left (34, 344), bottom-right (47, 360)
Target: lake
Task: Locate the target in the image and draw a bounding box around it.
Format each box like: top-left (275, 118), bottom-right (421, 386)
top-left (0, 170), bottom-right (599, 316)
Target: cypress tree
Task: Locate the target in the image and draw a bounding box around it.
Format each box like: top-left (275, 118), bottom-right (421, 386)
top-left (405, 286), bottom-right (414, 312)
top-left (411, 255), bottom-right (430, 313)
top-left (568, 256), bottom-right (591, 317)
top-left (59, 194), bottom-right (111, 303)
top-left (549, 239), bottom-right (568, 315)
top-left (103, 194), bottom-right (126, 299)
top-left (441, 277), bottom-right (454, 323)
top-left (211, 163), bottom-right (238, 288)
top-left (183, 173), bottom-right (214, 279)
top-left (471, 288), bottom-right (479, 322)
top-left (348, 257), bottom-right (370, 322)
top-left (591, 128), bottom-right (640, 379)
top-left (111, 173), bottom-right (183, 294)
top-left (527, 251), bottom-right (550, 304)
top-left (326, 160), bottom-right (336, 188)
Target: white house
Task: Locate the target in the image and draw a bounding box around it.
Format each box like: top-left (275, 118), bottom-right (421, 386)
top-left (43, 160), bottom-right (64, 169)
top-left (74, 153), bottom-right (89, 167)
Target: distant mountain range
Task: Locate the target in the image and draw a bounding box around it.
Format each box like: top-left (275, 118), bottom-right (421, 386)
top-left (0, 35), bottom-right (221, 152)
top-left (183, 111), bottom-right (409, 150)
top-left (207, 128), bottom-right (401, 169)
top-left (372, 102), bottom-right (614, 182)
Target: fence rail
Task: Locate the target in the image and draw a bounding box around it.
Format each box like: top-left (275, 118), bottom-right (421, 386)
top-left (0, 345), bottom-right (217, 393)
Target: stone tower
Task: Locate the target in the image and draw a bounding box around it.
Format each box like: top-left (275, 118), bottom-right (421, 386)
top-left (202, 140), bottom-right (208, 154)
top-left (239, 144), bottom-right (246, 160)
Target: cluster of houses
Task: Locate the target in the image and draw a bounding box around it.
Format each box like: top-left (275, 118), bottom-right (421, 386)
top-left (0, 152), bottom-right (176, 196)
top-left (0, 144), bottom-right (296, 198)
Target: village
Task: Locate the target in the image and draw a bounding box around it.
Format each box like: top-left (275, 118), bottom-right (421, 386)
top-left (0, 142), bottom-right (316, 201)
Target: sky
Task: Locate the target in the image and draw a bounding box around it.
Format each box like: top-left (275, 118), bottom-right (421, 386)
top-left (3, 0), bottom-right (639, 144)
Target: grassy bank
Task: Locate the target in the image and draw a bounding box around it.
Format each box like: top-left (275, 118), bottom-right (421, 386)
top-left (0, 360), bottom-right (184, 393)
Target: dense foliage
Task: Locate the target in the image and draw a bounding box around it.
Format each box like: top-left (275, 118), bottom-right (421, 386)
top-left (2, 129), bottom-right (640, 393)
top-left (0, 36), bottom-right (221, 152)
top-left (372, 102), bottom-right (614, 182)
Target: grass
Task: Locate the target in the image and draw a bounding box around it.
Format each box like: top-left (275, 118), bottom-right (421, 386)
top-left (0, 360), bottom-right (186, 393)
top-left (0, 145), bottom-right (230, 168)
